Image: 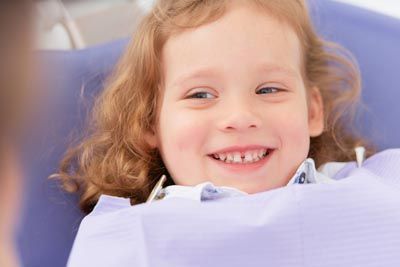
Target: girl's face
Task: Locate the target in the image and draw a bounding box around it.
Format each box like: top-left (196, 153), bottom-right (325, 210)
top-left (148, 3), bottom-right (324, 193)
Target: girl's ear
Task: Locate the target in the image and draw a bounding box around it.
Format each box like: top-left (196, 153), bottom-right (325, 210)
top-left (308, 86), bottom-right (324, 137)
top-left (144, 129), bottom-right (158, 149)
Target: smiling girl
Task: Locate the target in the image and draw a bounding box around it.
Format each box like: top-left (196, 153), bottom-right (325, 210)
top-left (57, 0), bottom-right (374, 213)
top-left (151, 0), bottom-right (326, 195)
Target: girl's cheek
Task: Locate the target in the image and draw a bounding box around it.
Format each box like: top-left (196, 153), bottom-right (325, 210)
top-left (161, 109), bottom-right (211, 153)
top-left (275, 105), bottom-right (311, 146)
top-left (158, 109), bottom-right (211, 185)
top-left (176, 122), bottom-right (206, 153)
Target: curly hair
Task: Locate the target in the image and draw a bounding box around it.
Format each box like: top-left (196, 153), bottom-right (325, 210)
top-left (54, 0), bottom-right (374, 213)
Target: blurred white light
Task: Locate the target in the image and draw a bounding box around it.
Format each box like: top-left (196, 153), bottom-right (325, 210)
top-left (137, 0), bottom-right (155, 13)
top-left (333, 0), bottom-right (400, 19)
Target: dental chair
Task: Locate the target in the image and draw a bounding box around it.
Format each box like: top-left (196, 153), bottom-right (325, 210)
top-left (19, 1), bottom-right (400, 266)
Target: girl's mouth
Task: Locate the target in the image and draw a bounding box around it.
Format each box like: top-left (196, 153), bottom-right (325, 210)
top-left (209, 148), bottom-right (272, 164)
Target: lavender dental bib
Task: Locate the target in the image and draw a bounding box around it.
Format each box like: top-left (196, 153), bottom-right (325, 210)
top-left (68, 150), bottom-right (400, 267)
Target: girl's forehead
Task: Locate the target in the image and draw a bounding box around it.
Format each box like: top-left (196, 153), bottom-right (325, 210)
top-left (161, 4), bottom-right (303, 85)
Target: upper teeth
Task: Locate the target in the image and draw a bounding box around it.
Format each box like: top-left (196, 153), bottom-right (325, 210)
top-left (212, 149), bottom-right (269, 164)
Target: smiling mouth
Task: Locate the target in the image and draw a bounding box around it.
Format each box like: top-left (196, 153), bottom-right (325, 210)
top-left (208, 148), bottom-right (273, 164)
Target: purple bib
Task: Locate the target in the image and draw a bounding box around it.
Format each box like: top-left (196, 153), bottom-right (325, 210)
top-left (67, 149), bottom-right (400, 267)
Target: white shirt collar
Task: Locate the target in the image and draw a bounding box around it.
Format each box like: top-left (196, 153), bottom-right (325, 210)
top-left (156, 158), bottom-right (337, 202)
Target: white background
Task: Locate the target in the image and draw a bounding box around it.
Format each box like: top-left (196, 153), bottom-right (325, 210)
top-left (335, 0), bottom-right (400, 18)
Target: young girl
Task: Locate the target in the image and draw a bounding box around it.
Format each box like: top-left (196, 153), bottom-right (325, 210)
top-left (58, 0), bottom-right (400, 266)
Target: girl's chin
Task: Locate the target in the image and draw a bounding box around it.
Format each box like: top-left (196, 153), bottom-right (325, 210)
top-left (240, 182), bottom-right (287, 194)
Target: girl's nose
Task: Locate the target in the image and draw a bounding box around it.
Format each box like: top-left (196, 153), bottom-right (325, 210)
top-left (217, 98), bottom-right (262, 133)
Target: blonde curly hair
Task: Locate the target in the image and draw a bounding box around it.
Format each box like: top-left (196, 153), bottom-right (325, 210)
top-left (55, 0), bottom-right (374, 213)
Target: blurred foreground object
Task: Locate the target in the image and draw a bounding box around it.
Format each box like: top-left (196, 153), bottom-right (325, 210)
top-left (0, 1), bottom-right (34, 267)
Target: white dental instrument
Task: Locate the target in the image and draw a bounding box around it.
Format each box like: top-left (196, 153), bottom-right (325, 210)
top-left (355, 146), bottom-right (366, 168)
top-left (146, 174), bottom-right (167, 203)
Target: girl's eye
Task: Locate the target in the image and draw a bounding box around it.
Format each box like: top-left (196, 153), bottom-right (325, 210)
top-left (186, 91), bottom-right (216, 99)
top-left (256, 87), bottom-right (281, 95)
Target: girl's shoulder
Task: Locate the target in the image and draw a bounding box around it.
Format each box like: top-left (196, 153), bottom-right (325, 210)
top-left (333, 148), bottom-right (400, 185)
top-left (367, 148), bottom-right (400, 162)
top-left (362, 148), bottom-right (400, 178)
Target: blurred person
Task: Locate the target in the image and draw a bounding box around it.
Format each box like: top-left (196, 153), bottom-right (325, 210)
top-left (0, 1), bottom-right (33, 267)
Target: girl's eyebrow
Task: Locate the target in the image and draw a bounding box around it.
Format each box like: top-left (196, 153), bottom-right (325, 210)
top-left (172, 64), bottom-right (299, 87)
top-left (256, 64), bottom-right (300, 80)
top-left (172, 68), bottom-right (221, 87)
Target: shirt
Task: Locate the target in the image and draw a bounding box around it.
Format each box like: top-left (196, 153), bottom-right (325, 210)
top-left (156, 158), bottom-right (340, 202)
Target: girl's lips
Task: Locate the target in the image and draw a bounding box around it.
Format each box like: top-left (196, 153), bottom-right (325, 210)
top-left (208, 149), bottom-right (274, 174)
top-left (209, 145), bottom-right (271, 155)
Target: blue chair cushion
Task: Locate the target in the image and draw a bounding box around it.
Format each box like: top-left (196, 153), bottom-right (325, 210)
top-left (18, 39), bottom-right (128, 267)
top-left (311, 0), bottom-right (400, 149)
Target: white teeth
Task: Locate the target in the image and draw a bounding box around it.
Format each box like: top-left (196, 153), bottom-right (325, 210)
top-left (233, 152), bottom-right (242, 163)
top-left (213, 148), bottom-right (270, 164)
top-left (244, 152), bottom-right (253, 163)
top-left (226, 153), bottom-right (234, 162)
